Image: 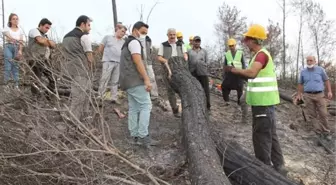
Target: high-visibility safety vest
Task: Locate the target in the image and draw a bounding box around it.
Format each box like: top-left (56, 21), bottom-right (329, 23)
top-left (246, 48), bottom-right (280, 106)
top-left (225, 50), bottom-right (243, 69)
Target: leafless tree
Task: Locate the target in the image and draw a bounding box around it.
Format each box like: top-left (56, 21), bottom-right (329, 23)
top-left (137, 1), bottom-right (161, 24)
top-left (277, 0), bottom-right (291, 79)
top-left (291, 0), bottom-right (306, 81)
top-left (304, 0), bottom-right (336, 65)
top-left (263, 20), bottom-right (283, 64)
top-left (214, 2), bottom-right (247, 55)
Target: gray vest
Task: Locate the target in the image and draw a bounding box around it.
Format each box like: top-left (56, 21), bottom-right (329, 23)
top-left (28, 28), bottom-right (48, 60)
top-left (62, 28), bottom-right (89, 77)
top-left (145, 36), bottom-right (153, 65)
top-left (162, 41), bottom-right (184, 59)
top-left (119, 36), bottom-right (144, 90)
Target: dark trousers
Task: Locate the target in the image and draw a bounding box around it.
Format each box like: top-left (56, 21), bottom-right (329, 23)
top-left (251, 106), bottom-right (284, 168)
top-left (30, 60), bottom-right (56, 97)
top-left (221, 85), bottom-right (243, 104)
top-left (192, 73), bottom-right (211, 109)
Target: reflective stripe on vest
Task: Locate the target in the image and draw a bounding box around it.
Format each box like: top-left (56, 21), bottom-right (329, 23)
top-left (246, 48), bottom-right (280, 106)
top-left (225, 50), bottom-right (243, 69)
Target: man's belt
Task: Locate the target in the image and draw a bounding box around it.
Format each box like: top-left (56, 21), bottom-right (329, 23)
top-left (305, 91), bottom-right (322, 94)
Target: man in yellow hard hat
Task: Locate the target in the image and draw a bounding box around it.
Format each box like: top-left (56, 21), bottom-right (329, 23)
top-left (224, 24), bottom-right (287, 176)
top-left (176, 31), bottom-right (184, 43)
top-left (221, 38), bottom-right (247, 124)
top-left (186, 36), bottom-right (193, 51)
top-left (221, 38), bottom-right (246, 105)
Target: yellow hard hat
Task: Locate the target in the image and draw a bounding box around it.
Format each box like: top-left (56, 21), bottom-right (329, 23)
top-left (227, 38), bottom-right (236, 46)
top-left (189, 36), bottom-right (194, 40)
top-left (176, 32), bottom-right (183, 38)
top-left (243, 24), bottom-right (267, 40)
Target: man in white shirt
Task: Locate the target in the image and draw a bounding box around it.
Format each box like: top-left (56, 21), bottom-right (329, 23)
top-left (119, 21), bottom-right (159, 147)
top-left (97, 24), bottom-right (126, 104)
top-left (27, 18), bottom-right (56, 99)
top-left (157, 28), bottom-right (188, 117)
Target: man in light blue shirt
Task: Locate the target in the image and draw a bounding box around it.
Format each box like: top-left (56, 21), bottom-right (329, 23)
top-left (296, 56), bottom-right (333, 134)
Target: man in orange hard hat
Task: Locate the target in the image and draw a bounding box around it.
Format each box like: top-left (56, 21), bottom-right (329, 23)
top-left (224, 24), bottom-right (287, 176)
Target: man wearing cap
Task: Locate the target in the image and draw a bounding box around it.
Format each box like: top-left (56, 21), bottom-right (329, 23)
top-left (224, 24), bottom-right (287, 176)
top-left (157, 28), bottom-right (188, 117)
top-left (187, 36), bottom-right (210, 110)
top-left (62, 15), bottom-right (94, 122)
top-left (119, 21), bottom-right (158, 147)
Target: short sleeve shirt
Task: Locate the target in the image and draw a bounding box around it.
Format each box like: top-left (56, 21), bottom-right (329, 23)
top-left (101, 35), bottom-right (124, 62)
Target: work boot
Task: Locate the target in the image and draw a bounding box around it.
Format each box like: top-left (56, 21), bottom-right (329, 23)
top-left (274, 165), bottom-right (288, 177)
top-left (111, 99), bottom-right (121, 105)
top-left (139, 135), bottom-right (160, 147)
top-left (173, 107), bottom-right (181, 118)
top-left (130, 137), bottom-right (141, 145)
top-left (224, 102), bottom-right (230, 106)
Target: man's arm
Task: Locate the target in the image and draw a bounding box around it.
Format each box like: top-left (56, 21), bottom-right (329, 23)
top-left (241, 53), bottom-right (246, 69)
top-left (129, 40), bottom-right (150, 81)
top-left (230, 52), bottom-right (266, 78)
top-left (97, 36), bottom-right (107, 54)
top-left (321, 68), bottom-right (332, 96)
top-left (81, 34), bottom-right (94, 66)
top-left (182, 44), bottom-right (188, 61)
top-left (29, 29), bottom-right (55, 48)
top-left (156, 44), bottom-right (168, 64)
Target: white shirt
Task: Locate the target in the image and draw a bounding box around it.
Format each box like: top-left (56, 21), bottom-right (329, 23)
top-left (28, 28), bottom-right (51, 59)
top-left (2, 27), bottom-right (25, 43)
top-left (158, 42), bottom-right (187, 57)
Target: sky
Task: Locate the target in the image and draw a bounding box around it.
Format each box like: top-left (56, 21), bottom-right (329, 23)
top-left (2, 0), bottom-right (336, 60)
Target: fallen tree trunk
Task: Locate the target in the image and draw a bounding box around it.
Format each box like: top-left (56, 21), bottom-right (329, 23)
top-left (168, 56), bottom-right (231, 185)
top-left (212, 131), bottom-right (298, 185)
top-left (169, 57), bottom-right (298, 185)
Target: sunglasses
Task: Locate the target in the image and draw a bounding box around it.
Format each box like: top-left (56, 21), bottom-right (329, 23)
top-left (229, 45), bottom-right (234, 47)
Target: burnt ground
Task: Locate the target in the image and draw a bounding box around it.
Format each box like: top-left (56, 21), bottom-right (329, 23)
top-left (98, 86), bottom-right (335, 185)
top-left (0, 60), bottom-right (335, 185)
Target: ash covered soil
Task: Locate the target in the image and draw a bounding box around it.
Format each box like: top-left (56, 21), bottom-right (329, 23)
top-left (0, 60), bottom-right (335, 185)
top-left (102, 89), bottom-right (335, 185)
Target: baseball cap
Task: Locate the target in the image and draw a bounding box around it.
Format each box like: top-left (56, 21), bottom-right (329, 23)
top-left (193, 36), bottom-right (201, 41)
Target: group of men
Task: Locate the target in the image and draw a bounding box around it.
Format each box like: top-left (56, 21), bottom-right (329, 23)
top-left (27, 15), bottom-right (333, 176)
top-left (120, 23), bottom-right (211, 145)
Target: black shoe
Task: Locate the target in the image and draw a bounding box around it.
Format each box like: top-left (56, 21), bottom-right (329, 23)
top-left (130, 137), bottom-right (141, 145)
top-left (274, 165), bottom-right (288, 177)
top-left (139, 135), bottom-right (160, 147)
top-left (172, 107), bottom-right (181, 118)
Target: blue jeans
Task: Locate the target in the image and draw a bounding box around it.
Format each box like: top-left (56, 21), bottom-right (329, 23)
top-left (4, 43), bottom-right (19, 86)
top-left (126, 85), bottom-right (152, 138)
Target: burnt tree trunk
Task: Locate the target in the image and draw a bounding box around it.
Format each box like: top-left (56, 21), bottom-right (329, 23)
top-left (168, 56), bottom-right (231, 185)
top-left (168, 57), bottom-right (298, 185)
top-left (212, 132), bottom-right (298, 185)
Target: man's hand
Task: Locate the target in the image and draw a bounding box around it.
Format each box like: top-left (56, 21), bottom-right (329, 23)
top-left (223, 66), bottom-right (234, 72)
top-left (296, 93), bottom-right (303, 101)
top-left (48, 40), bottom-right (56, 48)
top-left (144, 78), bottom-right (152, 92)
top-left (15, 50), bottom-right (23, 61)
top-left (327, 91), bottom-right (333, 100)
top-left (165, 62), bottom-right (172, 80)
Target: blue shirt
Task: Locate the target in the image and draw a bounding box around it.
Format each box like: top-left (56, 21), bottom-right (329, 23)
top-left (298, 66), bottom-right (328, 92)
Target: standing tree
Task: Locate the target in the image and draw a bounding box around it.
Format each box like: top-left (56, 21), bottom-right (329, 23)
top-left (304, 1), bottom-right (336, 65)
top-left (291, 0), bottom-right (306, 81)
top-left (263, 19), bottom-right (283, 67)
top-left (214, 2), bottom-right (247, 59)
top-left (277, 0), bottom-right (290, 79)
